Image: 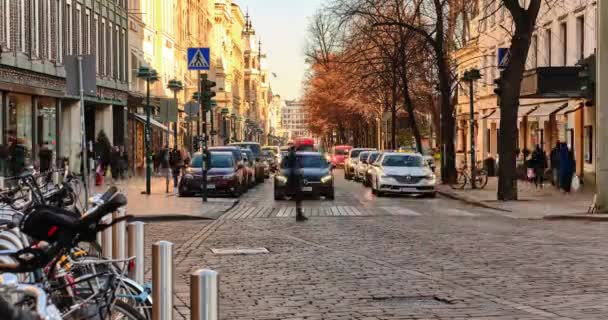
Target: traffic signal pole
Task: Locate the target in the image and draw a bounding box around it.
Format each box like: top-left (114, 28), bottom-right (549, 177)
top-left (201, 74), bottom-right (209, 203)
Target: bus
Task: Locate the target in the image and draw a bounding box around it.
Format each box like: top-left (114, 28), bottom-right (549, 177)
top-left (293, 137), bottom-right (316, 152)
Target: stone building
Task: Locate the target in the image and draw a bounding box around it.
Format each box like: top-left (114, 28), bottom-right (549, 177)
top-left (0, 0), bottom-right (129, 181)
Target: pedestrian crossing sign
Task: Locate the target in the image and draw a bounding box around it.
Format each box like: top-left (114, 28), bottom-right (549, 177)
top-left (187, 47), bottom-right (210, 70)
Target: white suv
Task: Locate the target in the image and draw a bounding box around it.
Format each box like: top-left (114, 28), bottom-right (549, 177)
top-left (369, 152), bottom-right (436, 197)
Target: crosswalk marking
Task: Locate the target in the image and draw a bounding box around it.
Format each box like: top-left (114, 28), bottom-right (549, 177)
top-left (380, 207), bottom-right (421, 216)
top-left (444, 209), bottom-right (478, 217)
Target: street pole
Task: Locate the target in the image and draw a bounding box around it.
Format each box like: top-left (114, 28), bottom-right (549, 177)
top-left (469, 78), bottom-right (476, 189)
top-left (596, 1), bottom-right (608, 211)
top-left (210, 108), bottom-right (215, 147)
top-left (201, 73), bottom-right (208, 203)
top-left (145, 76), bottom-right (152, 195)
top-left (77, 56), bottom-right (89, 208)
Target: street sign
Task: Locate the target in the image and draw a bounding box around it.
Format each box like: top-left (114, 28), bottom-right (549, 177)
top-left (498, 48), bottom-right (511, 69)
top-left (184, 101), bottom-right (199, 117)
top-left (159, 98), bottom-right (178, 122)
top-left (65, 55), bottom-right (97, 96)
top-left (187, 48), bottom-right (210, 70)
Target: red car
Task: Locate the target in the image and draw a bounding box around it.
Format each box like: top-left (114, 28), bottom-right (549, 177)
top-left (331, 145), bottom-right (352, 168)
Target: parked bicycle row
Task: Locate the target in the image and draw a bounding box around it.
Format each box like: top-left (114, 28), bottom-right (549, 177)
top-left (0, 169), bottom-right (151, 320)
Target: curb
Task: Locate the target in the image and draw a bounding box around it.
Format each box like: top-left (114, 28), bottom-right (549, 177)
top-left (134, 199), bottom-right (240, 222)
top-left (437, 189), bottom-right (512, 212)
top-left (543, 214), bottom-right (608, 221)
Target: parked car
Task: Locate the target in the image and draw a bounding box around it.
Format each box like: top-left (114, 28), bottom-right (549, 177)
top-left (369, 152), bottom-right (436, 197)
top-left (354, 151), bottom-right (371, 182)
top-left (208, 146), bottom-right (247, 190)
top-left (178, 152), bottom-right (244, 197)
top-left (230, 142), bottom-right (262, 158)
top-left (331, 145), bottom-right (352, 168)
top-left (274, 151), bottom-right (334, 200)
top-left (344, 148), bottom-right (376, 180)
top-left (363, 151), bottom-right (383, 187)
top-left (262, 150), bottom-right (277, 175)
top-left (241, 148), bottom-right (265, 183)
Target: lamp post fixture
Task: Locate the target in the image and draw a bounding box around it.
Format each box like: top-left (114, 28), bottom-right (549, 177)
top-left (167, 79), bottom-right (183, 149)
top-left (461, 68), bottom-right (482, 189)
top-left (230, 113), bottom-right (237, 143)
top-left (137, 66), bottom-right (159, 195)
top-left (220, 108), bottom-right (230, 145)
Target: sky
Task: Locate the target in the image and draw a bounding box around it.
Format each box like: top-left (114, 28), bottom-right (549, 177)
top-left (236, 0), bottom-right (325, 100)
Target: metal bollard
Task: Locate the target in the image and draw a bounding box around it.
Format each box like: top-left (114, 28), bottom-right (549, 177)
top-left (152, 241), bottom-right (174, 320)
top-left (101, 215), bottom-right (113, 259)
top-left (127, 222), bottom-right (145, 284)
top-left (190, 269), bottom-right (219, 320)
top-left (112, 208), bottom-right (127, 261)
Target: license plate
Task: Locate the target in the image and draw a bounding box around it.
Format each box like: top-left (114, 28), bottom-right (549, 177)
top-left (301, 187), bottom-right (313, 192)
top-left (207, 184), bottom-right (216, 190)
top-left (401, 188), bottom-right (415, 192)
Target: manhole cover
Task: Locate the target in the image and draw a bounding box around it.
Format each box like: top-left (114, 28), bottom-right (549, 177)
top-left (210, 247), bottom-right (269, 255)
top-left (370, 295), bottom-right (455, 307)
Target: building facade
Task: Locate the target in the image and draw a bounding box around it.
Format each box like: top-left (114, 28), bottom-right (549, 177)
top-left (455, 0), bottom-right (597, 186)
top-left (0, 0), bottom-right (129, 181)
top-left (281, 100), bottom-right (310, 140)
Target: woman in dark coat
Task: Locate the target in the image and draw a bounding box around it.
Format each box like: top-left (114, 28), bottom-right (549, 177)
top-left (558, 143), bottom-right (575, 192)
top-left (530, 145), bottom-right (547, 188)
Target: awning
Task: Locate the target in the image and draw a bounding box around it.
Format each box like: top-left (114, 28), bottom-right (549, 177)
top-left (528, 101), bottom-right (568, 118)
top-left (556, 101), bottom-right (584, 116)
top-left (133, 114), bottom-right (170, 132)
top-left (518, 105), bottom-right (538, 118)
top-left (482, 110), bottom-right (496, 119)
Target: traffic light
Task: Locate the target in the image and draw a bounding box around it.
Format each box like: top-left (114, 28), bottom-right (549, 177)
top-left (577, 54), bottom-right (596, 105)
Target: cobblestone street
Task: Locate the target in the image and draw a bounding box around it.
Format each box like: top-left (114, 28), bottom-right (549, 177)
top-left (143, 172), bottom-right (608, 320)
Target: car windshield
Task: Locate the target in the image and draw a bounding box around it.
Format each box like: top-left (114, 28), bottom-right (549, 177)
top-left (262, 150), bottom-right (275, 157)
top-left (382, 155), bottom-right (423, 167)
top-left (359, 152), bottom-right (370, 161)
top-left (282, 154), bottom-right (328, 168)
top-left (369, 153), bottom-right (380, 163)
top-left (191, 154), bottom-right (203, 168)
top-left (335, 149), bottom-right (349, 155)
top-left (350, 150), bottom-right (365, 158)
top-left (210, 154), bottom-right (233, 168)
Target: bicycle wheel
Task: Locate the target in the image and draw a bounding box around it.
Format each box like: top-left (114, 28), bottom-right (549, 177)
top-left (109, 300), bottom-right (146, 320)
top-left (474, 170), bottom-right (488, 189)
top-left (450, 172), bottom-right (467, 189)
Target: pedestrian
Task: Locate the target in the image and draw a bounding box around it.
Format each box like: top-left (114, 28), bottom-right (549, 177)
top-left (286, 145), bottom-right (307, 222)
top-left (530, 144), bottom-right (547, 189)
top-left (110, 146), bottom-right (121, 181)
top-left (558, 143), bottom-right (575, 192)
top-left (152, 149), bottom-right (160, 175)
top-left (170, 147), bottom-right (184, 191)
top-left (550, 140), bottom-right (561, 187)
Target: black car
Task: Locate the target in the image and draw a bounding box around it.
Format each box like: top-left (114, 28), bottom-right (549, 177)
top-left (274, 152), bottom-right (334, 200)
top-left (179, 152), bottom-right (244, 197)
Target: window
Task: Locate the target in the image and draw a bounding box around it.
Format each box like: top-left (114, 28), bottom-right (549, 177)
top-left (2, 0), bottom-right (10, 49)
top-left (85, 9), bottom-right (91, 54)
top-left (46, 0), bottom-right (52, 59)
top-left (56, 0), bottom-right (62, 62)
top-left (76, 5), bottom-right (81, 54)
top-left (101, 18), bottom-right (106, 75)
top-left (585, 126), bottom-right (593, 164)
top-left (33, 0), bottom-right (40, 56)
top-left (94, 14), bottom-right (99, 72)
top-left (109, 22), bottom-right (113, 78)
top-left (560, 22), bottom-right (567, 66)
top-left (576, 16), bottom-right (585, 61)
top-left (531, 35), bottom-right (538, 68)
top-left (66, 2), bottom-right (72, 55)
top-left (545, 28), bottom-right (552, 66)
top-left (19, 0), bottom-right (25, 53)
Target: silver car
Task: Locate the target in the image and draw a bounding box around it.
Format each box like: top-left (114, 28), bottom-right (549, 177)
top-left (369, 152), bottom-right (436, 197)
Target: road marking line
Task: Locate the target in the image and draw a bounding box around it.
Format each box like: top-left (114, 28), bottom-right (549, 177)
top-left (444, 209), bottom-right (478, 217)
top-left (330, 206), bottom-right (340, 216)
top-left (350, 207), bottom-right (363, 216)
top-left (277, 207), bottom-right (287, 217)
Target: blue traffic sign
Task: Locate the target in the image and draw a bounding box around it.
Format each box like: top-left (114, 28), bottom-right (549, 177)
top-left (497, 47), bottom-right (511, 69)
top-left (187, 48), bottom-right (210, 70)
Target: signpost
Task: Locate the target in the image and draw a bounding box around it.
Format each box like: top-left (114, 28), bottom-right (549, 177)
top-left (188, 47), bottom-right (211, 202)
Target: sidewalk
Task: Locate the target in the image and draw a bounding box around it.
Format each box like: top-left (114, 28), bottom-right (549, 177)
top-left (90, 174), bottom-right (237, 221)
top-left (437, 177), bottom-right (598, 220)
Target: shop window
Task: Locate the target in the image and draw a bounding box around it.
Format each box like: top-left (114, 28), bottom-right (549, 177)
top-left (6, 95), bottom-right (33, 174)
top-left (584, 126), bottom-right (593, 164)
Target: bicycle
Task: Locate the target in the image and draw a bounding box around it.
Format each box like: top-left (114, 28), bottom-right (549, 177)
top-left (450, 163), bottom-right (489, 189)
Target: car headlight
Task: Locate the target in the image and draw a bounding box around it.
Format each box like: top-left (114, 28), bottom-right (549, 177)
top-left (425, 173), bottom-right (436, 180)
top-left (275, 175), bottom-right (288, 185)
top-left (320, 175), bottom-right (333, 184)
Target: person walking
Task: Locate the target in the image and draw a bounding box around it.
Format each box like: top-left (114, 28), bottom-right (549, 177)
top-left (550, 141), bottom-right (561, 187)
top-left (170, 147), bottom-right (184, 192)
top-left (530, 145), bottom-right (547, 189)
top-left (558, 143), bottom-right (575, 192)
top-left (110, 146), bottom-right (122, 182)
top-left (286, 145), bottom-right (307, 222)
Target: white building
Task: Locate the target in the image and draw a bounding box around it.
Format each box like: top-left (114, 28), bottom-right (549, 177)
top-left (281, 100), bottom-right (310, 140)
top-left (455, 0), bottom-right (597, 185)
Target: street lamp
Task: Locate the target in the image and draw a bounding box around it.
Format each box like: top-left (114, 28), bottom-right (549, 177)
top-left (167, 79), bottom-right (183, 149)
top-left (137, 65), bottom-right (159, 195)
top-left (230, 113), bottom-right (237, 143)
top-left (221, 108), bottom-right (230, 145)
top-left (461, 68), bottom-right (482, 189)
